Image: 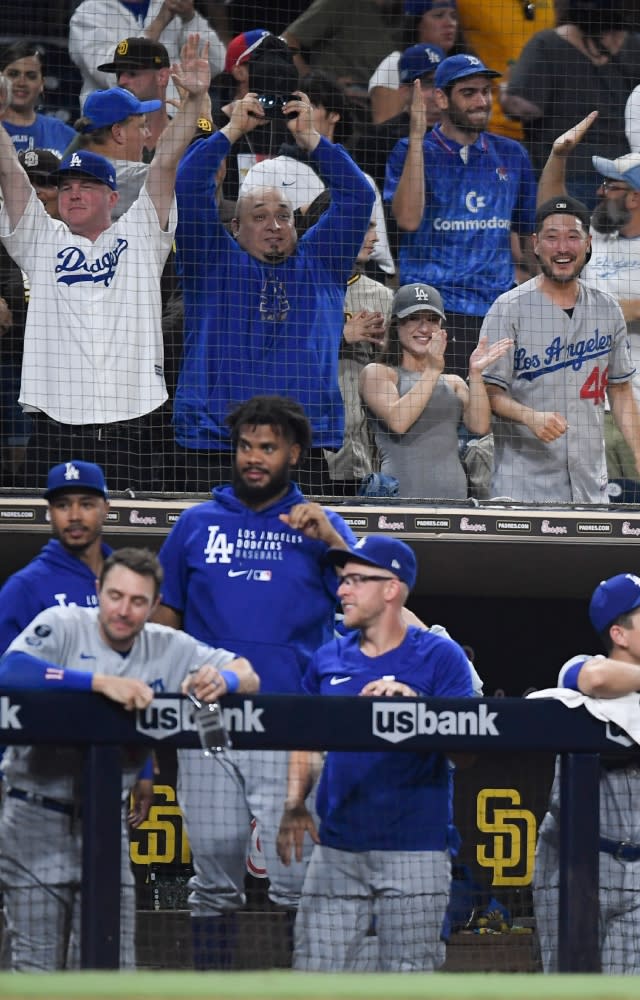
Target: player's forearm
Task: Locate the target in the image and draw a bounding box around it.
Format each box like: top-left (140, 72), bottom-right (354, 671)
top-left (537, 148), bottom-right (569, 206)
top-left (578, 657), bottom-right (640, 697)
top-left (391, 138), bottom-right (425, 231)
top-left (226, 657), bottom-right (260, 694)
top-left (611, 390), bottom-right (640, 470)
top-left (152, 92), bottom-right (202, 172)
top-left (0, 650), bottom-right (92, 690)
top-left (487, 385), bottom-right (538, 429)
top-left (284, 750), bottom-right (319, 808)
top-left (463, 375), bottom-right (492, 436)
top-left (0, 106), bottom-right (32, 226)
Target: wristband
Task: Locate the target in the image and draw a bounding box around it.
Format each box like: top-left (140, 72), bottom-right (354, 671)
top-left (220, 669), bottom-right (239, 694)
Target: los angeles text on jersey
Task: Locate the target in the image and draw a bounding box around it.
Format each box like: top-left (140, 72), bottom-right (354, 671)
top-left (136, 698), bottom-right (265, 740)
top-left (204, 525), bottom-right (303, 563)
top-left (372, 701), bottom-right (499, 744)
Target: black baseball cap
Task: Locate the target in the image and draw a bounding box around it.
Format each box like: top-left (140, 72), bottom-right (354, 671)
top-left (535, 196), bottom-right (591, 233)
top-left (97, 37), bottom-right (170, 73)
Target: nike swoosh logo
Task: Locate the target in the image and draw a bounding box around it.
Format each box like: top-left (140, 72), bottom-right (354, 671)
top-left (228, 570), bottom-right (249, 577)
top-left (281, 180), bottom-right (295, 186)
top-left (79, 653), bottom-right (96, 660)
top-left (329, 676), bottom-right (351, 686)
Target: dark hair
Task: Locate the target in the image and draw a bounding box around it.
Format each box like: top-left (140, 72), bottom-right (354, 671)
top-left (296, 188), bottom-right (331, 237)
top-left (0, 39), bottom-right (44, 72)
top-left (299, 71), bottom-right (353, 146)
top-left (226, 395), bottom-right (313, 456)
top-left (401, 9), bottom-right (470, 56)
top-left (99, 547), bottom-right (164, 599)
top-left (600, 610), bottom-right (635, 654)
top-left (560, 0), bottom-right (630, 34)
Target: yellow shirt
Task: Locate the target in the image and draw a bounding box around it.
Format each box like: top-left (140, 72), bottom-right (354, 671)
top-left (457, 0), bottom-right (555, 140)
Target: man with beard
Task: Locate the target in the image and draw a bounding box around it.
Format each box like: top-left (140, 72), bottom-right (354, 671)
top-left (479, 197), bottom-right (640, 504)
top-left (385, 53), bottom-right (537, 379)
top-left (154, 395), bottom-right (356, 968)
top-left (0, 460), bottom-right (112, 653)
top-left (538, 112), bottom-right (640, 482)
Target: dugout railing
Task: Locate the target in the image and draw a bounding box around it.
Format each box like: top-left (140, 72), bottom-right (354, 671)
top-left (0, 690), bottom-right (628, 972)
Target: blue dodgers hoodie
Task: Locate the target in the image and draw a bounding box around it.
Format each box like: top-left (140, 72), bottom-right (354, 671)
top-left (159, 484), bottom-right (356, 693)
top-left (174, 134), bottom-right (375, 450)
top-left (0, 539), bottom-right (112, 654)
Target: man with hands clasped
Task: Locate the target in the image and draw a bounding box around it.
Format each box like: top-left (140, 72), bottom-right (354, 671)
top-left (277, 535), bottom-right (475, 972)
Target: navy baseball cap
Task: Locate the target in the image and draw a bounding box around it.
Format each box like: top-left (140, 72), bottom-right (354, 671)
top-left (399, 43), bottom-right (445, 85)
top-left (57, 150), bottom-right (117, 191)
top-left (392, 283), bottom-right (446, 321)
top-left (81, 86), bottom-right (161, 131)
top-left (589, 573), bottom-right (640, 633)
top-left (434, 53), bottom-right (501, 90)
top-left (44, 461), bottom-right (109, 500)
top-left (328, 536), bottom-right (417, 591)
top-left (97, 37), bottom-right (171, 73)
top-left (592, 152), bottom-right (640, 192)
top-left (404, 0), bottom-right (456, 14)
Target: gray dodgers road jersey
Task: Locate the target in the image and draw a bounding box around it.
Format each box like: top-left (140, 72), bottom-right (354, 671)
top-left (2, 605), bottom-right (237, 801)
top-left (482, 278), bottom-right (632, 503)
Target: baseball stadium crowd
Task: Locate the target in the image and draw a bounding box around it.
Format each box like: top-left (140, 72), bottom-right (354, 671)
top-left (1, 0), bottom-right (640, 976)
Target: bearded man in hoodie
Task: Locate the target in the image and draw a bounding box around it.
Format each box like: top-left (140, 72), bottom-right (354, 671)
top-left (154, 394), bottom-right (355, 968)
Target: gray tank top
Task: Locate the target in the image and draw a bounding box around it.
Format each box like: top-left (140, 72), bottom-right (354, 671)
top-left (372, 369), bottom-right (468, 499)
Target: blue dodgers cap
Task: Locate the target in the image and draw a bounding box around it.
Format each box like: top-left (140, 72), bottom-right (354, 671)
top-left (589, 573), bottom-right (640, 633)
top-left (399, 43), bottom-right (445, 85)
top-left (81, 86), bottom-right (161, 131)
top-left (328, 536), bottom-right (417, 590)
top-left (44, 460), bottom-right (109, 500)
top-left (434, 53), bottom-right (501, 90)
top-left (57, 150), bottom-right (117, 191)
top-left (592, 152), bottom-right (640, 192)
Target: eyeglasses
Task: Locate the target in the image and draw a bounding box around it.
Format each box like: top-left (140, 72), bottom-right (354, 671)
top-left (600, 180), bottom-right (631, 193)
top-left (338, 573), bottom-right (395, 587)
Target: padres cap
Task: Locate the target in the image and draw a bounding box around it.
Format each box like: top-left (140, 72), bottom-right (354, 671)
top-left (97, 37), bottom-right (170, 73)
top-left (589, 573), bottom-right (640, 634)
top-left (57, 150), bottom-right (118, 191)
top-left (80, 86), bottom-right (161, 131)
top-left (392, 283), bottom-right (446, 321)
top-left (328, 536), bottom-right (417, 591)
top-left (44, 461), bottom-right (109, 500)
top-left (535, 195), bottom-right (591, 233)
top-left (434, 53), bottom-right (501, 90)
top-left (592, 152), bottom-right (640, 192)
top-left (398, 43), bottom-right (445, 85)
top-left (18, 148), bottom-right (60, 183)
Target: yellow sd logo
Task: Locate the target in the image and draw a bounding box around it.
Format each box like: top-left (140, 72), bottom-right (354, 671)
top-left (130, 784), bottom-right (191, 865)
top-left (116, 40), bottom-right (129, 56)
top-left (476, 788), bottom-right (536, 886)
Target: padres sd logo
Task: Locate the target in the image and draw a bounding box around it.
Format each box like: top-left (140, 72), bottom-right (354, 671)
top-left (116, 39), bottom-right (129, 56)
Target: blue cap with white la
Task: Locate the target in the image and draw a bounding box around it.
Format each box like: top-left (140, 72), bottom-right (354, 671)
top-left (328, 535), bottom-right (417, 590)
top-left (57, 150), bottom-right (117, 191)
top-left (399, 43), bottom-right (445, 85)
top-left (589, 573), bottom-right (640, 633)
top-left (434, 53), bottom-right (501, 90)
top-left (44, 460), bottom-right (109, 500)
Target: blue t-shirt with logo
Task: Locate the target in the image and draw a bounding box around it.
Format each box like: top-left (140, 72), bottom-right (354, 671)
top-left (303, 626), bottom-right (474, 851)
top-left (384, 124), bottom-right (536, 316)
